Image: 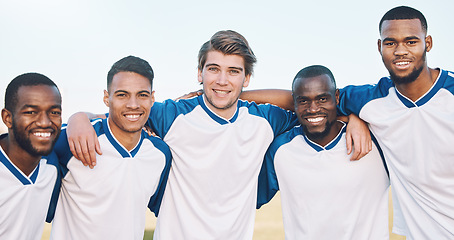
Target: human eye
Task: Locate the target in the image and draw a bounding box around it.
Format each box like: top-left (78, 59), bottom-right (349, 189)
top-left (319, 97), bottom-right (328, 103)
top-left (207, 67), bottom-right (219, 73)
top-left (229, 69), bottom-right (240, 75)
top-left (139, 93), bottom-right (150, 98)
top-left (50, 109), bottom-right (62, 116)
top-left (384, 41), bottom-right (395, 46)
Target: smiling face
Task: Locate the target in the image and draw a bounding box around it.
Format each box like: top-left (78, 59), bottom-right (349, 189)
top-left (378, 19), bottom-right (432, 84)
top-left (293, 74), bottom-right (340, 145)
top-left (198, 50), bottom-right (250, 119)
top-left (4, 85), bottom-right (62, 157)
top-left (104, 71), bottom-right (154, 138)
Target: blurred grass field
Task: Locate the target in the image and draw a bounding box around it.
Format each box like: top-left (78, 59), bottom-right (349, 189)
top-left (41, 190), bottom-right (405, 240)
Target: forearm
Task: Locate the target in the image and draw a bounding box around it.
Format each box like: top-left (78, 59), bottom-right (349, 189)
top-left (240, 89), bottom-right (294, 111)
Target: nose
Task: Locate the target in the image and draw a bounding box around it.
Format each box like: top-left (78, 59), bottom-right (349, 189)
top-left (394, 43), bottom-right (408, 56)
top-left (216, 72), bottom-right (228, 85)
top-left (126, 96), bottom-right (140, 109)
top-left (308, 101), bottom-right (320, 113)
top-left (36, 112), bottom-right (52, 127)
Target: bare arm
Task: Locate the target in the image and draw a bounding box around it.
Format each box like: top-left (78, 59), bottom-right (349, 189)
top-left (344, 114), bottom-right (372, 161)
top-left (66, 112), bottom-right (105, 168)
top-left (240, 89), bottom-right (294, 111)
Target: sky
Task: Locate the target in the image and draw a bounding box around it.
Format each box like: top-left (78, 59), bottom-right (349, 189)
top-left (1, 0), bottom-right (453, 132)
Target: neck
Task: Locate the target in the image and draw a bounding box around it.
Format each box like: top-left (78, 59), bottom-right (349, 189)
top-left (394, 67), bottom-right (439, 102)
top-left (203, 95), bottom-right (238, 120)
top-left (0, 136), bottom-right (41, 176)
top-left (308, 120), bottom-right (344, 147)
top-left (107, 119), bottom-right (142, 151)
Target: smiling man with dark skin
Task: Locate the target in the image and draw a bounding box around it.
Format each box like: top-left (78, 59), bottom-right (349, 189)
top-left (257, 65), bottom-right (389, 240)
top-left (338, 6), bottom-right (454, 239)
top-left (0, 73), bottom-right (62, 240)
top-left (241, 6), bottom-right (454, 239)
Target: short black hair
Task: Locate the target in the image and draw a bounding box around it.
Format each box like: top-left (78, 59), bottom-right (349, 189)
top-left (107, 56), bottom-right (154, 91)
top-left (379, 6), bottom-right (427, 34)
top-left (292, 65), bottom-right (336, 91)
top-left (5, 73), bottom-right (60, 112)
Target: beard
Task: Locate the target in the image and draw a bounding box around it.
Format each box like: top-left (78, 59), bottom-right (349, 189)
top-left (302, 118), bottom-right (334, 141)
top-left (389, 64), bottom-right (424, 85)
top-left (388, 51), bottom-right (426, 85)
top-left (11, 121), bottom-right (59, 157)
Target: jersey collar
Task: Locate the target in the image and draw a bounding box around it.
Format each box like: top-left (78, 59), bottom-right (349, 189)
top-left (0, 133), bottom-right (41, 184)
top-left (198, 95), bottom-right (240, 125)
top-left (102, 118), bottom-right (144, 158)
top-left (394, 69), bottom-right (446, 108)
top-left (301, 121), bottom-right (347, 152)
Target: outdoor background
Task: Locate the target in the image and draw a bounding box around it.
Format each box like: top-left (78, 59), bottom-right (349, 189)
top-left (2, 0), bottom-right (451, 239)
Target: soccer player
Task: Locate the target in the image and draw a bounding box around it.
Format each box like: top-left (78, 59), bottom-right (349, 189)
top-left (257, 65), bottom-right (390, 240)
top-left (49, 56), bottom-right (172, 240)
top-left (66, 31), bottom-right (371, 239)
top-left (242, 6), bottom-right (454, 240)
top-left (0, 73), bottom-right (62, 240)
top-left (338, 6), bottom-right (454, 239)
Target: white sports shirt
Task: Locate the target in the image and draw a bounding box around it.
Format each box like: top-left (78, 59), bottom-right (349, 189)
top-left (149, 95), bottom-right (298, 239)
top-left (338, 69), bottom-right (454, 239)
top-left (0, 134), bottom-right (60, 240)
top-left (257, 123), bottom-right (390, 240)
top-left (49, 118), bottom-right (171, 240)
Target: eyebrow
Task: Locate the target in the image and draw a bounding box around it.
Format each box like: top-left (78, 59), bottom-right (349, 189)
top-left (383, 36), bottom-right (421, 42)
top-left (22, 104), bottom-right (62, 110)
top-left (205, 63), bottom-right (244, 72)
top-left (114, 90), bottom-right (151, 94)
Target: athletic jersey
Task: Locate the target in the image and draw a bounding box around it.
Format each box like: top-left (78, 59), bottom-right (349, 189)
top-left (257, 123), bottom-right (390, 240)
top-left (338, 69), bottom-right (454, 240)
top-left (0, 133), bottom-right (60, 240)
top-left (49, 118), bottom-right (171, 240)
top-left (149, 95), bottom-right (298, 240)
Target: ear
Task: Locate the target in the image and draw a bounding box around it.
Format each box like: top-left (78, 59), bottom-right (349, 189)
top-left (103, 90), bottom-right (109, 107)
top-left (1, 108), bottom-right (13, 129)
top-left (243, 74), bottom-right (251, 88)
top-left (425, 35), bottom-right (433, 52)
top-left (150, 91), bottom-right (155, 107)
top-left (198, 69), bottom-right (203, 84)
top-left (377, 39), bottom-right (382, 55)
top-left (335, 89), bottom-right (340, 105)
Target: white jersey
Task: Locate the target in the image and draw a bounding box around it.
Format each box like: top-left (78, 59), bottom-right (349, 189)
top-left (339, 69), bottom-right (454, 240)
top-left (50, 118), bottom-right (171, 240)
top-left (0, 134), bottom-right (60, 240)
top-left (257, 123), bottom-right (390, 240)
top-left (149, 95), bottom-right (297, 239)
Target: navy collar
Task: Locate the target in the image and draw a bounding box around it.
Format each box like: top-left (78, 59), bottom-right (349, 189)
top-left (395, 69), bottom-right (446, 108)
top-left (0, 133), bottom-right (41, 184)
top-left (102, 118), bottom-right (144, 158)
top-left (301, 121), bottom-right (347, 152)
top-left (197, 95), bottom-right (240, 125)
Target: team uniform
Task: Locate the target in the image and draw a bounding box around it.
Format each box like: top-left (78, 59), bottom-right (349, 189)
top-left (338, 69), bottom-right (454, 239)
top-left (257, 123), bottom-right (390, 240)
top-left (0, 133), bottom-right (60, 240)
top-left (49, 118), bottom-right (172, 240)
top-left (149, 94), bottom-right (298, 239)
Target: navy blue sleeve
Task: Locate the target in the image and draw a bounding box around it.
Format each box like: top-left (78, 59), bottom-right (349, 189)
top-left (246, 101), bottom-right (299, 137)
top-left (147, 138), bottom-right (173, 216)
top-left (44, 151), bottom-right (62, 223)
top-left (256, 137), bottom-right (282, 209)
top-left (338, 78), bottom-right (394, 116)
top-left (148, 98), bottom-right (199, 139)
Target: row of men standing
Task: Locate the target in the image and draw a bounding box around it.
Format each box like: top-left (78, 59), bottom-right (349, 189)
top-left (1, 5), bottom-right (453, 240)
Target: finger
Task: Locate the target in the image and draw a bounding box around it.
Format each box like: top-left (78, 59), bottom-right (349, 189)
top-left (346, 133), bottom-right (352, 155)
top-left (69, 140), bottom-right (87, 166)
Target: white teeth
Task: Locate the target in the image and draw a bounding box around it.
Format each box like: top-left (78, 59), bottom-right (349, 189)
top-left (125, 114), bottom-right (140, 119)
top-left (307, 117), bottom-right (324, 123)
top-left (214, 90), bottom-right (229, 94)
top-left (34, 132), bottom-right (51, 137)
top-left (396, 61), bottom-right (410, 66)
